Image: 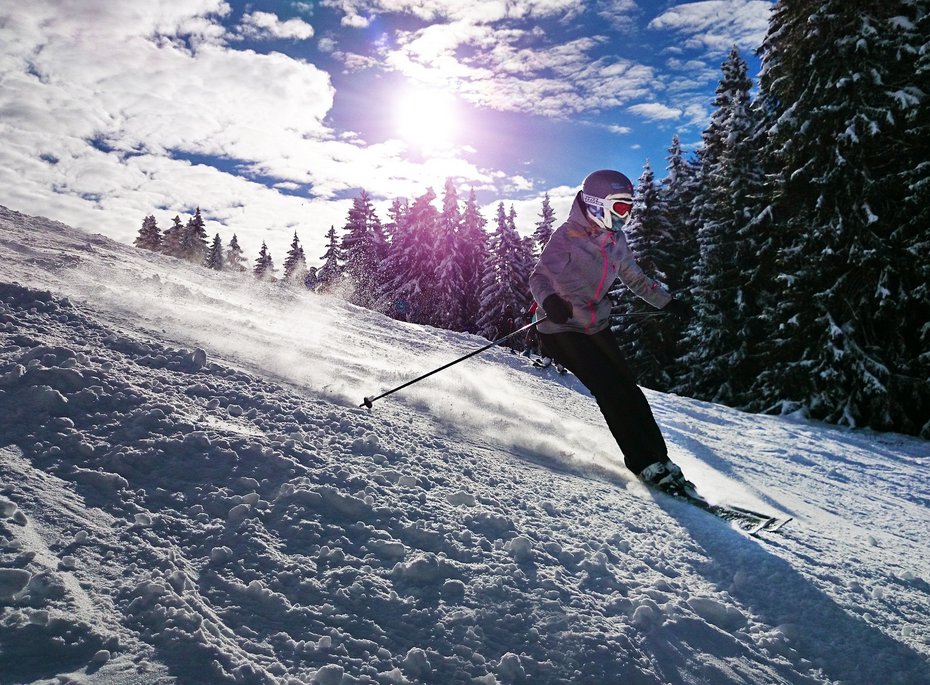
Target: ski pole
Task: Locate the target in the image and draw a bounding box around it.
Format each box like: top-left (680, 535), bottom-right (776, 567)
top-left (610, 310), bottom-right (671, 319)
top-left (360, 316), bottom-right (546, 409)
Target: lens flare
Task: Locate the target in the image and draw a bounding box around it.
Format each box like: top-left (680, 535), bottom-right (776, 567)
top-left (394, 86), bottom-right (458, 154)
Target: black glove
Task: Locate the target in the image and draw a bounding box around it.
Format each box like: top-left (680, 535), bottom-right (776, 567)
top-left (542, 294), bottom-right (573, 324)
top-left (663, 298), bottom-right (694, 322)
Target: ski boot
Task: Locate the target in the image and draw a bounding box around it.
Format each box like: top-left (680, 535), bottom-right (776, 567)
top-left (639, 460), bottom-right (698, 499)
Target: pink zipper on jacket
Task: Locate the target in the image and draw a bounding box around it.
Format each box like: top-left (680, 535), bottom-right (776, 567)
top-left (586, 233), bottom-right (613, 332)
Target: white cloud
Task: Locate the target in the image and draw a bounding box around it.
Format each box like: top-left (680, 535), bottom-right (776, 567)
top-left (318, 36), bottom-right (339, 53)
top-left (649, 0), bottom-right (773, 54)
top-left (321, 0), bottom-right (581, 25)
top-left (0, 4), bottom-right (335, 155)
top-left (0, 135), bottom-right (344, 264)
top-left (627, 103), bottom-right (683, 121)
top-left (681, 101), bottom-right (712, 127)
top-left (606, 124), bottom-right (632, 134)
top-left (236, 12), bottom-right (315, 41)
top-left (382, 22), bottom-right (656, 118)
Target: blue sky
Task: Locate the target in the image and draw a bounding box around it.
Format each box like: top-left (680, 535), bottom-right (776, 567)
top-left (0, 0), bottom-right (773, 264)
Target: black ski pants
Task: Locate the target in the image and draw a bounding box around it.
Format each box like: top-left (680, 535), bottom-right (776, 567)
top-left (539, 328), bottom-right (668, 474)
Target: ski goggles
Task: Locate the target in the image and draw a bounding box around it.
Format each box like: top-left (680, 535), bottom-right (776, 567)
top-left (582, 192), bottom-right (634, 227)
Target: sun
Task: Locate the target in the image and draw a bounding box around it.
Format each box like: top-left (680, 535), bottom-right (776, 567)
top-left (394, 86), bottom-right (459, 154)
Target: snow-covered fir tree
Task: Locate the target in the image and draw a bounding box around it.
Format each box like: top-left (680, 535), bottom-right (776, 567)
top-left (434, 179), bottom-right (467, 331)
top-left (179, 208), bottom-right (209, 264)
top-left (532, 193), bottom-right (556, 255)
top-left (205, 233), bottom-right (224, 271)
top-left (753, 0), bottom-right (930, 434)
top-left (897, 6), bottom-right (930, 435)
top-left (611, 160), bottom-right (680, 391)
top-left (341, 191), bottom-right (381, 308)
top-left (659, 135), bottom-right (700, 291)
top-left (475, 203), bottom-right (532, 342)
top-left (316, 226), bottom-right (344, 293)
top-left (509, 205), bottom-right (535, 312)
top-left (370, 208), bottom-right (390, 269)
top-left (377, 198), bottom-right (408, 317)
top-left (226, 234), bottom-right (247, 272)
top-left (134, 215), bottom-right (161, 252)
top-left (283, 232), bottom-right (309, 284)
top-left (622, 161), bottom-right (665, 284)
top-left (458, 189), bottom-right (489, 333)
top-left (678, 47), bottom-right (763, 405)
top-left (380, 189), bottom-right (440, 326)
top-left (382, 198), bottom-right (408, 252)
top-left (161, 216), bottom-right (184, 258)
top-left (253, 242), bottom-right (276, 282)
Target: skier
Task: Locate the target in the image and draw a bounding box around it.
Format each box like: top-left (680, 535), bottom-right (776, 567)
top-left (529, 169), bottom-right (693, 495)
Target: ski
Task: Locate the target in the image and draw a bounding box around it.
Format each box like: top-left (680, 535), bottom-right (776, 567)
top-left (725, 503), bottom-right (793, 530)
top-left (661, 488), bottom-right (792, 536)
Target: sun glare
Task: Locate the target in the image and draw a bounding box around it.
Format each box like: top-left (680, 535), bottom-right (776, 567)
top-left (394, 86), bottom-right (459, 154)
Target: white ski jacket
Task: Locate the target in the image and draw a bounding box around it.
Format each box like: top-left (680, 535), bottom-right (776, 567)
top-left (529, 191), bottom-right (672, 335)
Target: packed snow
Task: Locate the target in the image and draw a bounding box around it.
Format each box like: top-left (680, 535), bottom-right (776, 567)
top-left (1, 204), bottom-right (928, 685)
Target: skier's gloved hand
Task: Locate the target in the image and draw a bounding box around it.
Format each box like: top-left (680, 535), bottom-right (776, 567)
top-left (543, 294), bottom-right (573, 324)
top-left (663, 298), bottom-right (693, 322)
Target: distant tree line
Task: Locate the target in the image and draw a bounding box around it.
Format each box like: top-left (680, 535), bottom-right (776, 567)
top-left (134, 184), bottom-right (555, 346)
top-left (134, 0), bottom-right (929, 437)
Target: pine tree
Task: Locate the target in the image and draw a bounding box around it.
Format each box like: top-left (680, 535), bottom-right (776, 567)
top-left (134, 215), bottom-right (161, 251)
top-left (679, 47), bottom-right (763, 405)
top-left (509, 204), bottom-right (534, 312)
top-left (476, 203), bottom-right (532, 342)
top-left (179, 208), bottom-right (209, 263)
top-left (378, 198), bottom-right (409, 317)
top-left (341, 191), bottom-right (381, 308)
top-left (205, 233), bottom-right (224, 270)
top-left (532, 193), bottom-right (556, 255)
top-left (382, 197), bottom-right (408, 250)
top-left (434, 179), bottom-right (467, 330)
top-left (316, 226), bottom-right (344, 293)
top-left (660, 135), bottom-right (700, 291)
top-left (458, 189), bottom-right (489, 332)
top-left (754, 0), bottom-right (930, 434)
top-left (612, 161), bottom-right (679, 390)
top-left (253, 241), bottom-right (276, 281)
top-left (371, 210), bottom-right (390, 267)
top-left (380, 189), bottom-right (440, 326)
top-left (283, 232), bottom-right (309, 284)
top-left (226, 234), bottom-right (247, 272)
top-left (887, 4), bottom-right (930, 436)
top-left (161, 216), bottom-right (184, 258)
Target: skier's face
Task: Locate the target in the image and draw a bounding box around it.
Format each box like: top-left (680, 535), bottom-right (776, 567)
top-left (606, 195), bottom-right (633, 221)
top-left (586, 193), bottom-right (633, 231)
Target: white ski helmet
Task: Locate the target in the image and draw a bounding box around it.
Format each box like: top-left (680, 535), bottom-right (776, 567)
top-left (581, 169), bottom-right (634, 231)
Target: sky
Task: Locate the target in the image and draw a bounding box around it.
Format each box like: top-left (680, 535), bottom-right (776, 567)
top-left (1, 204), bottom-right (929, 684)
top-left (0, 0), bottom-right (773, 266)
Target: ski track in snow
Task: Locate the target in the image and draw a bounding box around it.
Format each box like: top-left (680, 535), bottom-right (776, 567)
top-left (1, 204), bottom-right (929, 685)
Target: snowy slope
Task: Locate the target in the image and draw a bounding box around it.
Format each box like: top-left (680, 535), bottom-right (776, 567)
top-left (1, 204), bottom-right (928, 685)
